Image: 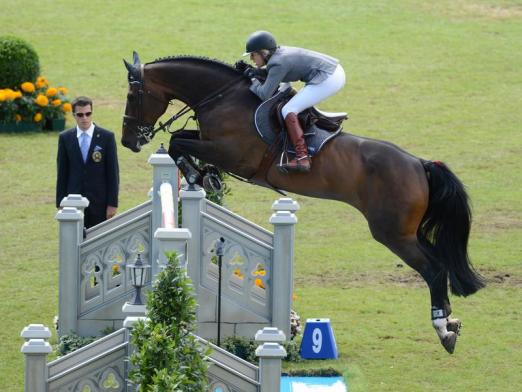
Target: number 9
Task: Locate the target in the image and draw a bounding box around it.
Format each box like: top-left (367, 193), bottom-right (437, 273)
top-left (312, 328), bottom-right (322, 353)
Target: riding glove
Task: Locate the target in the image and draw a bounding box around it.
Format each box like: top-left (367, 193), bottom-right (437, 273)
top-left (243, 67), bottom-right (267, 81)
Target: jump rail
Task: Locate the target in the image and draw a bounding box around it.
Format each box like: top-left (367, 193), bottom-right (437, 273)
top-left (159, 181), bottom-right (175, 229)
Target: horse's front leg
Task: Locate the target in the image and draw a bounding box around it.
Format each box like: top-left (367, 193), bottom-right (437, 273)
top-left (169, 136), bottom-right (232, 170)
top-left (168, 131), bottom-right (203, 186)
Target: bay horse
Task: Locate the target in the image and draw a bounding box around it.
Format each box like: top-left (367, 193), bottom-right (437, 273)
top-left (121, 52), bottom-right (485, 353)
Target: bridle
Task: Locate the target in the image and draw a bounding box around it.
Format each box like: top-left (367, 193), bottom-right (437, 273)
top-left (122, 64), bottom-right (170, 144)
top-left (123, 64), bottom-right (244, 145)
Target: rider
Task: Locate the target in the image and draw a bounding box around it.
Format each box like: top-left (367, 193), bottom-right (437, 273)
top-left (243, 30), bottom-right (346, 173)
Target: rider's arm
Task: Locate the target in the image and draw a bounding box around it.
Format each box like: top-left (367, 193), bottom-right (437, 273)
top-left (249, 63), bottom-right (286, 101)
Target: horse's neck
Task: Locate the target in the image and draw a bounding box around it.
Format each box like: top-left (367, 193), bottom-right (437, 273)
top-left (148, 61), bottom-right (238, 107)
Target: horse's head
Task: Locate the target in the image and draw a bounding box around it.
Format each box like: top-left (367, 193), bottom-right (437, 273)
top-left (122, 51), bottom-right (170, 152)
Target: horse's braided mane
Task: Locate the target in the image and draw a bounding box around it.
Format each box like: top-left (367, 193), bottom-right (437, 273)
top-left (150, 55), bottom-right (240, 76)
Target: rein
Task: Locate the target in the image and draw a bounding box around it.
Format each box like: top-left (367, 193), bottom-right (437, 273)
top-left (154, 104), bottom-right (193, 134)
top-left (157, 75), bottom-right (244, 134)
top-left (128, 71), bottom-right (244, 142)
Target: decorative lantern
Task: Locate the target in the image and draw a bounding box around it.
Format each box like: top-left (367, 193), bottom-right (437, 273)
top-left (126, 253), bottom-right (150, 305)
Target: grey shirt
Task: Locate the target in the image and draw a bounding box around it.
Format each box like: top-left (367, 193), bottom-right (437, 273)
top-left (250, 46), bottom-right (339, 101)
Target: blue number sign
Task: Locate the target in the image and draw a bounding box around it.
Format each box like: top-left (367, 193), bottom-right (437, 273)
top-left (300, 318), bottom-right (338, 359)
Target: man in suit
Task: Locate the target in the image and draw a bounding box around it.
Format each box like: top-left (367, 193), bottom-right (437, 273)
top-left (56, 96), bottom-right (119, 228)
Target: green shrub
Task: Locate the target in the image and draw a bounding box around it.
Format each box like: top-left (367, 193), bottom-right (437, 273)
top-left (129, 252), bottom-right (210, 391)
top-left (284, 367), bottom-right (342, 377)
top-left (56, 327), bottom-right (116, 356)
top-left (283, 338), bottom-right (302, 363)
top-left (57, 332), bottom-right (96, 356)
top-left (219, 335), bottom-right (302, 364)
top-left (0, 36), bottom-right (40, 88)
top-left (221, 335), bottom-right (258, 363)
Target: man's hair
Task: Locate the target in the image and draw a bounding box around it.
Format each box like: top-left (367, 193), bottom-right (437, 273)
top-left (72, 96), bottom-right (93, 113)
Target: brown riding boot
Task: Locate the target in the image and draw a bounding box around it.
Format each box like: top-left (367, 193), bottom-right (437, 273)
top-left (279, 112), bottom-right (311, 173)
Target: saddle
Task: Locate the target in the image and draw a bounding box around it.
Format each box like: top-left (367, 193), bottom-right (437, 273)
top-left (251, 88), bottom-right (347, 188)
top-left (254, 88), bottom-right (347, 157)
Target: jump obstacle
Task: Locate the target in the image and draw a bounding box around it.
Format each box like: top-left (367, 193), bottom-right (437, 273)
top-left (21, 149), bottom-right (300, 391)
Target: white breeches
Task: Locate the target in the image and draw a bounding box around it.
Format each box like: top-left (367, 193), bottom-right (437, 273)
top-left (281, 64), bottom-right (346, 119)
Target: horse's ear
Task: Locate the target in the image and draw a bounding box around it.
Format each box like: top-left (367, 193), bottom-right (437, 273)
top-left (123, 59), bottom-right (134, 73)
top-left (132, 51), bottom-right (141, 66)
top-left (124, 58), bottom-right (141, 81)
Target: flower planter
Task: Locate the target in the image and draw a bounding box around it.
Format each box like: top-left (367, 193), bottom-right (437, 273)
top-left (44, 118), bottom-right (66, 131)
top-left (0, 121), bottom-right (42, 133)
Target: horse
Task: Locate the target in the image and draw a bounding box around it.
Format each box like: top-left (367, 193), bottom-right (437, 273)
top-left (121, 51), bottom-right (485, 354)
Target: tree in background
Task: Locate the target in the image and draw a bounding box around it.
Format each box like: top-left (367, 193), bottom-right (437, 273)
top-left (129, 252), bottom-right (209, 391)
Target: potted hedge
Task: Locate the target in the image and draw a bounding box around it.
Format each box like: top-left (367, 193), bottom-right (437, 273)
top-left (0, 36), bottom-right (71, 132)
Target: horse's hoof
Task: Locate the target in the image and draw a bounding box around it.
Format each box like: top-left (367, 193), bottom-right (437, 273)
top-left (447, 318), bottom-right (462, 335)
top-left (202, 173), bottom-right (223, 193)
top-left (441, 331), bottom-right (457, 354)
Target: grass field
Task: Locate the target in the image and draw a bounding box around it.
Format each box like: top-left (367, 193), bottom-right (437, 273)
top-left (1, 0), bottom-right (521, 390)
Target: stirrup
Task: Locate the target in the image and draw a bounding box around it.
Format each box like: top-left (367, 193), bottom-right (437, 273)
top-left (277, 156), bottom-right (311, 173)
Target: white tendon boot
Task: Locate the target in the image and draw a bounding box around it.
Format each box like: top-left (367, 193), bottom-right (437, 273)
top-left (432, 316), bottom-right (458, 354)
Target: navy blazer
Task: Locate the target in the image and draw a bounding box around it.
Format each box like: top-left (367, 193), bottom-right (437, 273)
top-left (56, 125), bottom-right (119, 210)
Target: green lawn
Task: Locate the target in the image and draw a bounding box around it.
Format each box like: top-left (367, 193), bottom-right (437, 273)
top-left (1, 0), bottom-right (521, 391)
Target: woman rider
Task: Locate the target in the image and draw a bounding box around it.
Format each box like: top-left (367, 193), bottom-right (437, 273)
top-left (243, 30), bottom-right (346, 173)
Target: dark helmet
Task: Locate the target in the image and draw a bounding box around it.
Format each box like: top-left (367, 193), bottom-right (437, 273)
top-left (243, 31), bottom-right (277, 56)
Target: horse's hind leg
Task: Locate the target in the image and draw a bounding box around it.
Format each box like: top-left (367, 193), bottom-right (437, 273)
top-left (429, 267), bottom-right (462, 336)
top-left (412, 241), bottom-right (462, 339)
top-left (399, 240), bottom-right (459, 353)
top-left (371, 228), bottom-right (460, 353)
top-left (425, 265), bottom-right (460, 353)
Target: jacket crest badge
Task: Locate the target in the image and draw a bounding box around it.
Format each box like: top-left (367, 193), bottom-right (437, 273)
top-left (92, 146), bottom-right (103, 162)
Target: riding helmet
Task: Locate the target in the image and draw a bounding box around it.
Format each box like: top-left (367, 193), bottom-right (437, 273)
top-left (243, 31), bottom-right (277, 56)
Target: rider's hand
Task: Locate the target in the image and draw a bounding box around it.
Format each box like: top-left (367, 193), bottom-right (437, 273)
top-left (243, 67), bottom-right (256, 79)
top-left (234, 59), bottom-right (250, 73)
top-left (244, 67), bottom-right (267, 81)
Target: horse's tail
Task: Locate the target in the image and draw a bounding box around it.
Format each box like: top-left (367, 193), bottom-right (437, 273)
top-left (418, 160), bottom-right (486, 296)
